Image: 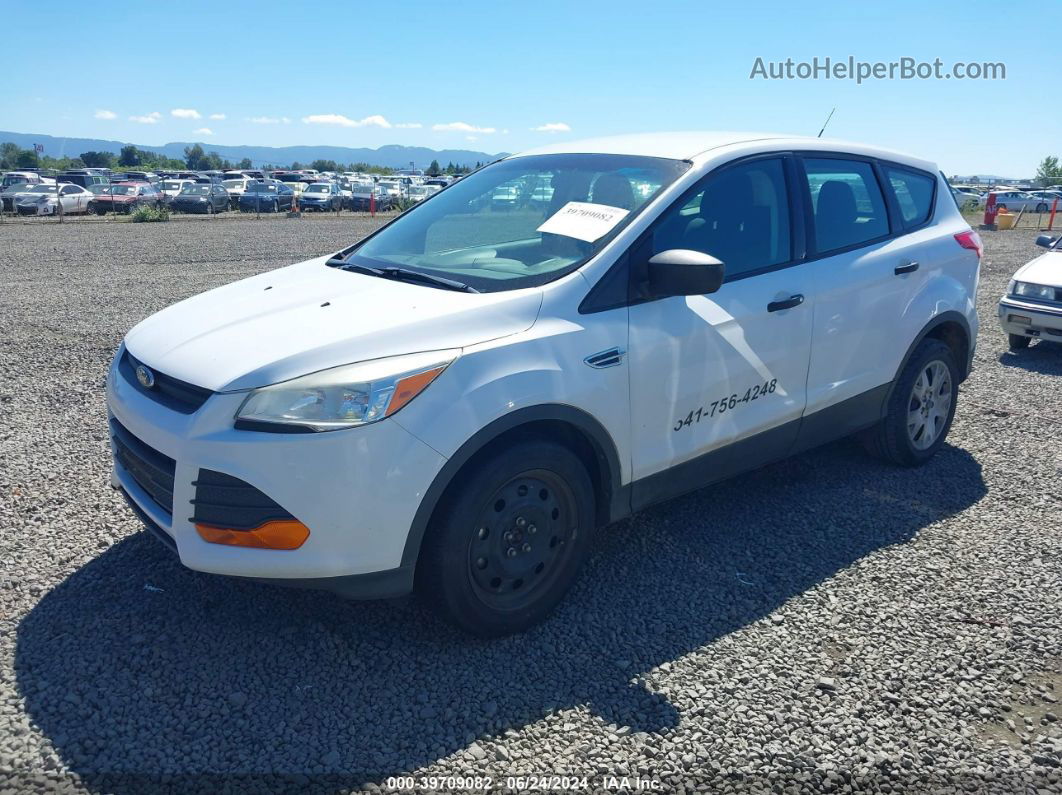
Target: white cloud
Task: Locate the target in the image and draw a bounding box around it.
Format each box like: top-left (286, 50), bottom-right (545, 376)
top-left (301, 113), bottom-right (391, 129)
top-left (432, 121), bottom-right (497, 134)
top-left (532, 122), bottom-right (572, 133)
top-left (208, 113), bottom-right (226, 120)
top-left (94, 109), bottom-right (117, 120)
top-left (395, 122), bottom-right (422, 129)
top-left (171, 108), bottom-right (201, 119)
top-left (194, 127), bottom-right (214, 136)
top-left (466, 136), bottom-right (478, 142)
top-left (129, 112), bottom-right (162, 124)
top-left (282, 117), bottom-right (291, 124)
top-left (248, 116), bottom-right (282, 124)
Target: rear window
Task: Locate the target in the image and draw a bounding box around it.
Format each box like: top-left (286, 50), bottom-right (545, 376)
top-left (803, 158), bottom-right (889, 253)
top-left (885, 167), bottom-right (936, 228)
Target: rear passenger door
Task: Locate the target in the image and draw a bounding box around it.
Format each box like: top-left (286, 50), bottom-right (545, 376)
top-left (796, 155), bottom-right (933, 440)
top-left (627, 155), bottom-right (814, 507)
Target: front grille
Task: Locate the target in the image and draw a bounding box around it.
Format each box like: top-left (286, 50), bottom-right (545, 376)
top-left (118, 486), bottom-right (178, 554)
top-left (111, 419), bottom-right (176, 515)
top-left (190, 469), bottom-right (295, 530)
top-left (119, 350), bottom-right (213, 414)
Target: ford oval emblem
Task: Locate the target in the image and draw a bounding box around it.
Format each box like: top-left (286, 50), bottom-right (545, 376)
top-left (135, 364), bottom-right (156, 389)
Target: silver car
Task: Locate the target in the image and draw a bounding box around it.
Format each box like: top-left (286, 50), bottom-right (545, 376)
top-left (13, 183), bottom-right (94, 215)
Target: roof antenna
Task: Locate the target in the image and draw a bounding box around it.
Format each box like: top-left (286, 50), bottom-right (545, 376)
top-left (817, 107), bottom-right (836, 138)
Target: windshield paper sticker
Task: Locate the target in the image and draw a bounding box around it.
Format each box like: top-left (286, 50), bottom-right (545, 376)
top-left (537, 202), bottom-right (630, 243)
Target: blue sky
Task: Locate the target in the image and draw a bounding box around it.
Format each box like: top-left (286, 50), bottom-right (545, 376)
top-left (3, 0), bottom-right (1059, 175)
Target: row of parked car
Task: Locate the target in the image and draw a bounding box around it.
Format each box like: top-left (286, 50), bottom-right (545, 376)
top-left (950, 184), bottom-right (1062, 212)
top-left (0, 166), bottom-right (458, 216)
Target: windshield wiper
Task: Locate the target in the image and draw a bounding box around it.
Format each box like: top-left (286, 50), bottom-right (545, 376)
top-left (326, 258), bottom-right (479, 293)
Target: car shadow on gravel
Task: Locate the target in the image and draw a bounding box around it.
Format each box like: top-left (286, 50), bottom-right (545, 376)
top-left (998, 342), bottom-right (1062, 376)
top-left (14, 439), bottom-right (985, 792)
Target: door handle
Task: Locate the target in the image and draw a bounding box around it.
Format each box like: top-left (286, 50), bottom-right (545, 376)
top-left (894, 260), bottom-right (919, 275)
top-left (767, 294), bottom-right (805, 312)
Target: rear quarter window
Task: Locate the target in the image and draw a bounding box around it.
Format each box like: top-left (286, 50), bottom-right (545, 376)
top-left (885, 167), bottom-right (936, 228)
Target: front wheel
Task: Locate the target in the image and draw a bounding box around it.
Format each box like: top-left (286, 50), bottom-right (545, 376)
top-left (1036, 203), bottom-right (1049, 213)
top-left (272, 200), bottom-right (279, 213)
top-left (862, 338), bottom-right (959, 466)
top-left (416, 440), bottom-right (596, 637)
top-left (1009, 333), bottom-right (1031, 350)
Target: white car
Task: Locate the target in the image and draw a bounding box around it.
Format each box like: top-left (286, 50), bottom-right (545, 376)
top-left (1027, 190), bottom-right (1062, 210)
top-left (13, 183), bottom-right (94, 215)
top-left (980, 190), bottom-right (1051, 212)
top-left (950, 187), bottom-right (981, 210)
top-left (160, 179), bottom-right (194, 201)
top-left (223, 178), bottom-right (255, 205)
top-left (107, 132), bottom-right (981, 636)
top-left (998, 233), bottom-right (1062, 350)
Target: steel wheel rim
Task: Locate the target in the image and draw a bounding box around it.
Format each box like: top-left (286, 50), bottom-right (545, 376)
top-left (467, 468), bottom-right (579, 611)
top-left (907, 360), bottom-right (952, 450)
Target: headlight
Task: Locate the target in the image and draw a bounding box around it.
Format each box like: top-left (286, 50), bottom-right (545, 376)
top-left (1012, 281), bottom-right (1057, 301)
top-left (235, 349), bottom-right (458, 432)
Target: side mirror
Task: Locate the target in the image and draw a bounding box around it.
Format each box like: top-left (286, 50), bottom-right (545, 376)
top-left (1035, 234), bottom-right (1057, 249)
top-left (647, 249), bottom-right (725, 298)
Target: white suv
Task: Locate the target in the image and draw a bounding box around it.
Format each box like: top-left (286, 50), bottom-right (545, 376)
top-left (107, 133), bottom-right (981, 636)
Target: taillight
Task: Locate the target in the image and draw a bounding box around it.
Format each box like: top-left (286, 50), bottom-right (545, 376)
top-left (954, 229), bottom-right (983, 259)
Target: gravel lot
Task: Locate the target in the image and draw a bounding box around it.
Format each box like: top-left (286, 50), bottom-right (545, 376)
top-left (1, 217), bottom-right (1060, 793)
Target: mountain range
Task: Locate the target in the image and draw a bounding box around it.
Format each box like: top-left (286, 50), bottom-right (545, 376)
top-left (0, 130), bottom-right (506, 169)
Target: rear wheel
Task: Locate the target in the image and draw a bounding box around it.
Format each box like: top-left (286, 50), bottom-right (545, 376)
top-left (417, 440), bottom-right (596, 637)
top-left (1008, 333), bottom-right (1031, 350)
top-left (863, 339), bottom-right (959, 466)
top-left (1036, 203), bottom-right (1049, 213)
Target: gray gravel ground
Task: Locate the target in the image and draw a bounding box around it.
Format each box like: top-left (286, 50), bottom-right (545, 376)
top-left (0, 216), bottom-right (1060, 794)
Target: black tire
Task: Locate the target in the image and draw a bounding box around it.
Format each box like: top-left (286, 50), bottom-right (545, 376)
top-left (206, 202), bottom-right (214, 215)
top-left (94, 204), bottom-right (107, 216)
top-left (416, 439), bottom-right (596, 637)
top-left (1036, 203), bottom-right (1048, 213)
top-left (272, 200), bottom-right (279, 214)
top-left (996, 203), bottom-right (1008, 211)
top-left (862, 338), bottom-right (959, 467)
top-left (1008, 333), bottom-right (1031, 350)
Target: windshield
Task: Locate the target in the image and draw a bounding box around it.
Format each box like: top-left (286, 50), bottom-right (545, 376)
top-left (307, 183), bottom-right (331, 192)
top-left (344, 154), bottom-right (688, 292)
top-left (162, 181), bottom-right (186, 190)
top-left (223, 179), bottom-right (244, 188)
top-left (245, 183), bottom-right (276, 193)
top-left (27, 185), bottom-right (56, 194)
top-left (104, 185), bottom-right (136, 195)
top-left (180, 185), bottom-right (210, 195)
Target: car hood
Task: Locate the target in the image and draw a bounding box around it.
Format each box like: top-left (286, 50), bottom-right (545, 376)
top-left (1015, 251), bottom-right (1062, 286)
top-left (123, 255), bottom-right (543, 392)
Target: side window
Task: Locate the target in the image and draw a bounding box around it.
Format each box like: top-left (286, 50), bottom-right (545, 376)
top-left (650, 158), bottom-right (791, 279)
top-left (885, 167), bottom-right (935, 227)
top-left (803, 158), bottom-right (889, 253)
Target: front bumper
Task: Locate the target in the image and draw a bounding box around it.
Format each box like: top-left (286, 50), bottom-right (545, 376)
top-left (106, 348), bottom-right (447, 596)
top-left (998, 297), bottom-right (1062, 341)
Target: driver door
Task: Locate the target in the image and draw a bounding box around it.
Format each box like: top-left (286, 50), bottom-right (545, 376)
top-left (627, 155), bottom-right (814, 508)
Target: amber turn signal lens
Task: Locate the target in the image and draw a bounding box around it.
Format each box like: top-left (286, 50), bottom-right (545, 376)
top-left (385, 366), bottom-right (446, 416)
top-left (195, 519), bottom-right (310, 550)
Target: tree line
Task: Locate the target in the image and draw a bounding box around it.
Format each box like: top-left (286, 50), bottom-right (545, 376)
top-left (0, 142), bottom-right (480, 176)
